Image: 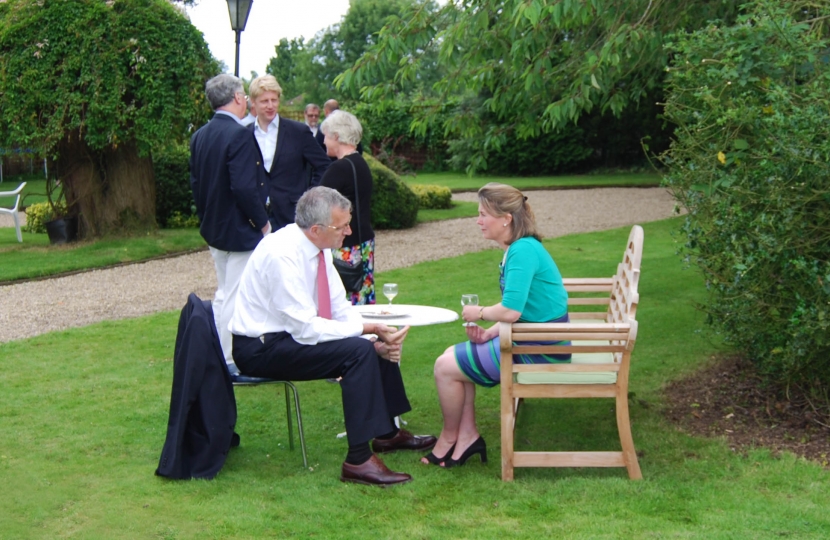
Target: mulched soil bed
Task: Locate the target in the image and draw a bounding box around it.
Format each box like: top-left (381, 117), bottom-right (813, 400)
top-left (663, 355), bottom-right (830, 467)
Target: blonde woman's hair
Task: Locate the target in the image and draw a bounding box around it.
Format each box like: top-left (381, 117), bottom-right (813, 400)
top-left (248, 74), bottom-right (282, 101)
top-left (477, 182), bottom-right (540, 244)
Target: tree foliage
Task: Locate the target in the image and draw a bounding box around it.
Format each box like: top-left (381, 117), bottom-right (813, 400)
top-left (661, 0), bottom-right (830, 387)
top-left (0, 0), bottom-right (216, 156)
top-left (265, 0), bottom-right (427, 104)
top-left (266, 37), bottom-right (306, 100)
top-left (0, 0), bottom-right (218, 236)
top-left (339, 0), bottom-right (742, 172)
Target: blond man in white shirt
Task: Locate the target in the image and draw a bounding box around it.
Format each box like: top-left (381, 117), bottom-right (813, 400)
top-left (248, 75), bottom-right (330, 229)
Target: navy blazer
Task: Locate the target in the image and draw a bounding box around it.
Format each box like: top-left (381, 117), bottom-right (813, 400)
top-left (156, 294), bottom-right (239, 480)
top-left (255, 117), bottom-right (331, 229)
top-left (190, 113), bottom-right (270, 252)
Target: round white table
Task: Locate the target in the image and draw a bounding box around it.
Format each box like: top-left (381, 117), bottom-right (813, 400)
top-left (335, 303), bottom-right (458, 436)
top-left (354, 303), bottom-right (459, 326)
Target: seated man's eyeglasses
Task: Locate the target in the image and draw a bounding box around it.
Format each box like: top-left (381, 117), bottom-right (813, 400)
top-left (318, 222), bottom-right (351, 232)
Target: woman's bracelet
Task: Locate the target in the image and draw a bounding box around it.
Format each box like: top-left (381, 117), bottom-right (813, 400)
top-left (479, 307), bottom-right (485, 321)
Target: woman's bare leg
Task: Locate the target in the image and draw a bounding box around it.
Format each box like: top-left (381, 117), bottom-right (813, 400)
top-left (449, 379), bottom-right (480, 460)
top-left (422, 346), bottom-right (477, 463)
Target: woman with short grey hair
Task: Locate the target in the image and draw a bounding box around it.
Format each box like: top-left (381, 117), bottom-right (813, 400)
top-left (320, 110), bottom-right (363, 147)
top-left (320, 111), bottom-right (376, 305)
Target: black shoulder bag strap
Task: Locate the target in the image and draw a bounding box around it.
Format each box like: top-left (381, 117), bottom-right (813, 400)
top-left (346, 157), bottom-right (362, 245)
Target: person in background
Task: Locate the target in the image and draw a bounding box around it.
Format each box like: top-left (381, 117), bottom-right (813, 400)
top-left (323, 99), bottom-right (340, 117)
top-left (248, 75), bottom-right (330, 229)
top-left (422, 183), bottom-right (572, 468)
top-left (304, 103), bottom-right (321, 139)
top-left (319, 111), bottom-right (375, 305)
top-left (189, 74), bottom-right (270, 374)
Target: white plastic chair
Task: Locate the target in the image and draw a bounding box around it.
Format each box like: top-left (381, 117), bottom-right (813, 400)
top-left (0, 182), bottom-right (27, 243)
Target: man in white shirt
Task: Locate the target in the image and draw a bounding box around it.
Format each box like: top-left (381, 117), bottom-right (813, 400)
top-left (189, 74), bottom-right (270, 374)
top-left (230, 187), bottom-right (436, 486)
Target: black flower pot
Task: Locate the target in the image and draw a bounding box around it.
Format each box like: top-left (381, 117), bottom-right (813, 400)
top-left (45, 216), bottom-right (79, 245)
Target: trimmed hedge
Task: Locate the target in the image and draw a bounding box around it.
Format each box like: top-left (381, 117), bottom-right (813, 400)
top-left (153, 144), bottom-right (197, 228)
top-left (365, 154), bottom-right (418, 229)
top-left (410, 184), bottom-right (452, 210)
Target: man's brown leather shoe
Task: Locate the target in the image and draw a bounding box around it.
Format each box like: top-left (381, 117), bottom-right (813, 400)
top-left (372, 429), bottom-right (437, 454)
top-left (340, 455), bottom-right (412, 486)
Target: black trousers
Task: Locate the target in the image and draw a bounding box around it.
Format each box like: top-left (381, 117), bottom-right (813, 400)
top-left (233, 332), bottom-right (411, 446)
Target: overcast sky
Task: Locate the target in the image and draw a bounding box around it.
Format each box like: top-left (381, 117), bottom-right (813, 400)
top-left (185, 0), bottom-right (351, 78)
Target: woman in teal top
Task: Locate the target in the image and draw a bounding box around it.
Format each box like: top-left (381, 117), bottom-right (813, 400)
top-left (422, 183), bottom-right (570, 468)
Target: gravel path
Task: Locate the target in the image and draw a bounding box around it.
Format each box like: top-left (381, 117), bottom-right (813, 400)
top-left (0, 187), bottom-right (678, 343)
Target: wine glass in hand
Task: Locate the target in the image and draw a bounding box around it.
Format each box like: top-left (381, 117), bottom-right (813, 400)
top-left (461, 294), bottom-right (479, 327)
top-left (382, 283), bottom-right (398, 305)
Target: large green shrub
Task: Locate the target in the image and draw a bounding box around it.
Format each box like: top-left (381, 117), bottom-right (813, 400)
top-left (153, 144), bottom-right (197, 228)
top-left (365, 154), bottom-right (419, 229)
top-left (661, 0), bottom-right (830, 387)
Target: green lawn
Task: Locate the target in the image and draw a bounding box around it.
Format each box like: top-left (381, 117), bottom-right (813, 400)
top-left (407, 171), bottom-right (662, 192)
top-left (0, 228), bottom-right (208, 283)
top-left (2, 218), bottom-right (827, 539)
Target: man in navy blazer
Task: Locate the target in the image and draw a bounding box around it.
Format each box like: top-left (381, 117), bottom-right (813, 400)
top-left (248, 75), bottom-right (331, 229)
top-left (190, 73), bottom-right (271, 373)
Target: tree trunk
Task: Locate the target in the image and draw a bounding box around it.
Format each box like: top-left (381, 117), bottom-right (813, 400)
top-left (56, 137), bottom-right (157, 238)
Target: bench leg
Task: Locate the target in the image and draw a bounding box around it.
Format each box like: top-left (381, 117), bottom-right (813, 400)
top-left (616, 392), bottom-right (642, 480)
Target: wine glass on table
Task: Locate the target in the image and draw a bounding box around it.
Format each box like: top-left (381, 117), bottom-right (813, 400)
top-left (461, 294), bottom-right (479, 327)
top-left (382, 283), bottom-right (398, 305)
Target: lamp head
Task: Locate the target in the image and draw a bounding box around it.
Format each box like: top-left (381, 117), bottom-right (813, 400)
top-left (226, 0), bottom-right (253, 31)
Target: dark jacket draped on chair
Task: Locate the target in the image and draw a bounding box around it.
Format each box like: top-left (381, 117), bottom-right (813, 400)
top-left (156, 294), bottom-right (239, 480)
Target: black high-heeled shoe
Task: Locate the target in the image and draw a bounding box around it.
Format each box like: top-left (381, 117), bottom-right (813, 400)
top-left (422, 444), bottom-right (456, 466)
top-left (442, 436), bottom-right (487, 468)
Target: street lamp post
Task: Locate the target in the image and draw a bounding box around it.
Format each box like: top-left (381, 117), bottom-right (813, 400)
top-left (226, 0), bottom-right (254, 77)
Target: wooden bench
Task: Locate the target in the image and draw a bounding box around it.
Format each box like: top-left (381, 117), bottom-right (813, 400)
top-left (499, 225), bottom-right (643, 480)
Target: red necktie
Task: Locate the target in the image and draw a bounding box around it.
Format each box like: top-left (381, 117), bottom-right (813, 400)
top-left (316, 251), bottom-right (332, 319)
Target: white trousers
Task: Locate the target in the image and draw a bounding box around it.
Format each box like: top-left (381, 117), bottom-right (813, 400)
top-left (209, 247), bottom-right (254, 369)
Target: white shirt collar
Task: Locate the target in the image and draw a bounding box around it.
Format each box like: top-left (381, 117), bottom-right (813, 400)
top-left (254, 117), bottom-right (279, 134)
top-left (215, 110), bottom-right (244, 124)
